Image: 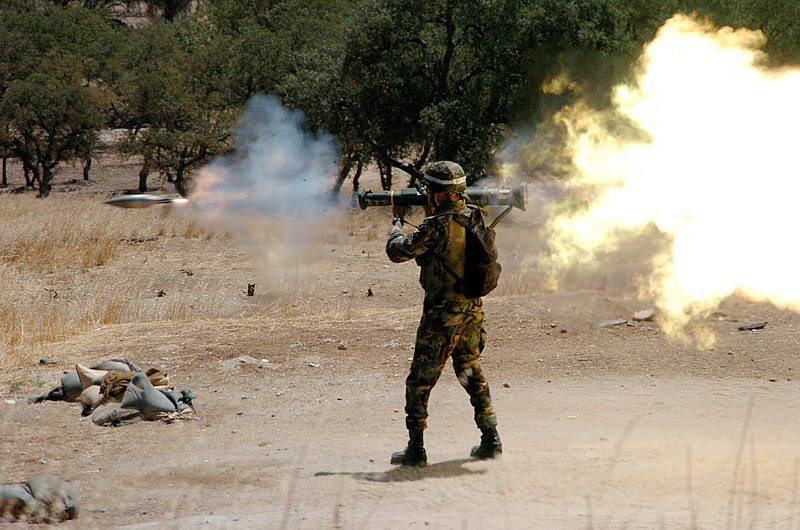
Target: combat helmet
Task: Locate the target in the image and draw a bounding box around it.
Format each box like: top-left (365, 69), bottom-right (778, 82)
top-left (422, 161), bottom-right (467, 193)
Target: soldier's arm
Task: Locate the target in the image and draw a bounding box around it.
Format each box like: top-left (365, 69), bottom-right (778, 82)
top-left (386, 219), bottom-right (436, 263)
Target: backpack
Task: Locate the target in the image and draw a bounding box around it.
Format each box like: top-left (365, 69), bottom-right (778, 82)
top-left (441, 205), bottom-right (502, 298)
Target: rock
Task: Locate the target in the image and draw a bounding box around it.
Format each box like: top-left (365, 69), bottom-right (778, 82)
top-left (591, 318), bottom-right (628, 329)
top-left (632, 309), bottom-right (655, 322)
top-left (738, 322), bottom-right (767, 331)
top-left (220, 355), bottom-right (263, 369)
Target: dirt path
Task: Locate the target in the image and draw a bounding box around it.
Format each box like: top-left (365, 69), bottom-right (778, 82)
top-left (5, 368), bottom-right (800, 529)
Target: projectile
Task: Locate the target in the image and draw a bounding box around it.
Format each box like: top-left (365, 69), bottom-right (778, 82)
top-left (104, 194), bottom-right (189, 209)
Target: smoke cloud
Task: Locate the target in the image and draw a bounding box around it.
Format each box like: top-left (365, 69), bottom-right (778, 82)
top-left (187, 94), bottom-right (342, 296)
top-left (508, 14), bottom-right (800, 348)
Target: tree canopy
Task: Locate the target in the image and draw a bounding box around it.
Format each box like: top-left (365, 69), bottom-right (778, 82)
top-left (1, 0), bottom-right (798, 196)
top-left (0, 4), bottom-right (117, 195)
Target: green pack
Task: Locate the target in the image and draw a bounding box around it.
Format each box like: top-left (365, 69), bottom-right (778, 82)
top-left (441, 205), bottom-right (502, 298)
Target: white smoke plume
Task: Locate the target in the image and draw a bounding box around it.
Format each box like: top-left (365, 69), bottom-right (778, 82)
top-left (512, 14), bottom-right (800, 348)
top-left (187, 94), bottom-right (342, 296)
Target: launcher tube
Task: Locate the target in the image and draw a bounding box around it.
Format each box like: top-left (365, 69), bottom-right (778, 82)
top-left (358, 184), bottom-right (526, 211)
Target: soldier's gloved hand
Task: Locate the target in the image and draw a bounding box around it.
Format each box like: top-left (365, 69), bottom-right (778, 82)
top-left (392, 205), bottom-right (411, 225)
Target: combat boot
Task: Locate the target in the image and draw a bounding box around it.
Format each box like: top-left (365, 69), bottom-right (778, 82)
top-left (470, 427), bottom-right (502, 459)
top-left (390, 429), bottom-right (427, 467)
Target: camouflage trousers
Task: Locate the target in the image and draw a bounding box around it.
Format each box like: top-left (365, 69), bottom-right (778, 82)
top-left (404, 297), bottom-right (498, 432)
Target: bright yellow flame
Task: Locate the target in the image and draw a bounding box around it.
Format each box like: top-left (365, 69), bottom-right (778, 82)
top-left (545, 14), bottom-right (800, 348)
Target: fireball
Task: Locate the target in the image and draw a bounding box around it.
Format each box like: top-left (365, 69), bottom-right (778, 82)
top-left (543, 14), bottom-right (800, 347)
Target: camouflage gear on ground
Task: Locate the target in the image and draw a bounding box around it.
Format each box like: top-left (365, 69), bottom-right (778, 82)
top-left (386, 184), bottom-right (499, 442)
top-left (99, 367), bottom-right (171, 401)
top-left (30, 357), bottom-right (142, 404)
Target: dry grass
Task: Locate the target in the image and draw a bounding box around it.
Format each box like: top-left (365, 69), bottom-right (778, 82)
top-left (0, 194), bottom-right (222, 366)
top-left (346, 203), bottom-right (386, 241)
top-left (0, 161), bottom-right (406, 386)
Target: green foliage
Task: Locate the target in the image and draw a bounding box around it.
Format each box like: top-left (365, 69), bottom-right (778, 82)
top-left (52, 0), bottom-right (193, 20)
top-left (337, 0), bottom-right (665, 185)
top-left (1, 77), bottom-right (101, 196)
top-left (0, 2), bottom-right (117, 194)
top-left (4, 0), bottom-right (800, 198)
top-left (111, 19), bottom-right (235, 194)
top-left (688, 0), bottom-right (800, 65)
top-left (200, 0), bottom-right (347, 106)
top-left (143, 0), bottom-right (194, 21)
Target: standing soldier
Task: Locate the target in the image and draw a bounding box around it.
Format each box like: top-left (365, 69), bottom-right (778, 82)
top-left (386, 161), bottom-right (502, 467)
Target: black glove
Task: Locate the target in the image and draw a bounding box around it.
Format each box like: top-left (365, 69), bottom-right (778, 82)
top-left (392, 205), bottom-right (411, 225)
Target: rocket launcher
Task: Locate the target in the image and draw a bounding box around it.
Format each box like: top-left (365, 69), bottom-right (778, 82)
top-left (357, 183), bottom-right (527, 211)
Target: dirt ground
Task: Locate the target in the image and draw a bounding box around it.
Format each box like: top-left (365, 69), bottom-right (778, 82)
top-left (2, 158), bottom-right (800, 529)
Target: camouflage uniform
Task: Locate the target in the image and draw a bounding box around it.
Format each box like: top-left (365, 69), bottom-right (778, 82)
top-left (387, 185), bottom-right (499, 456)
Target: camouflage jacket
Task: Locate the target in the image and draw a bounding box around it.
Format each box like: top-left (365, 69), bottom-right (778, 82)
top-left (386, 199), bottom-right (472, 303)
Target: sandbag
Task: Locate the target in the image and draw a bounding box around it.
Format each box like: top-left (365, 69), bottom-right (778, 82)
top-left (0, 476), bottom-right (78, 523)
top-left (0, 485), bottom-right (43, 523)
top-left (75, 364), bottom-right (107, 391)
top-left (25, 476), bottom-right (79, 522)
top-left (121, 373), bottom-right (176, 420)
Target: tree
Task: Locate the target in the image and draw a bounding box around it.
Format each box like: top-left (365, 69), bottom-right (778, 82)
top-left (118, 0), bottom-right (360, 196)
top-left (49, 0), bottom-right (194, 21)
top-left (688, 0), bottom-right (800, 65)
top-left (1, 75), bottom-right (101, 196)
top-left (335, 0), bottom-right (678, 188)
top-left (251, 0), bottom-right (365, 194)
top-left (0, 3), bottom-right (117, 195)
top-left (111, 19), bottom-right (234, 194)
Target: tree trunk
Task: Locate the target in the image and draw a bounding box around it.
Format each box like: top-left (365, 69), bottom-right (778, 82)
top-left (22, 161), bottom-right (39, 189)
top-left (38, 166), bottom-right (52, 198)
top-left (82, 157), bottom-right (92, 180)
top-left (351, 160), bottom-right (363, 192)
top-left (331, 154), bottom-right (354, 195)
top-left (174, 167), bottom-right (188, 197)
top-left (23, 161), bottom-right (35, 188)
top-left (138, 157), bottom-right (151, 192)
